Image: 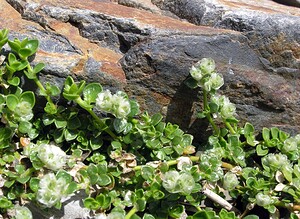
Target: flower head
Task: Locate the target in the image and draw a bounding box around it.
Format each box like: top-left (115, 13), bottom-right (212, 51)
top-left (223, 172), bottom-right (239, 191)
top-left (190, 58), bottom-right (223, 92)
top-left (15, 101), bottom-right (33, 121)
top-left (262, 153), bottom-right (290, 172)
top-left (255, 193), bottom-right (274, 207)
top-left (95, 90), bottom-right (131, 119)
top-left (211, 95), bottom-right (236, 119)
top-left (38, 143), bottom-right (67, 171)
top-left (36, 173), bottom-right (68, 208)
top-left (203, 72), bottom-right (224, 92)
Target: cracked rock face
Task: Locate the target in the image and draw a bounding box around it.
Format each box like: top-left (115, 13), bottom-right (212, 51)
top-left (1, 0), bottom-right (300, 143)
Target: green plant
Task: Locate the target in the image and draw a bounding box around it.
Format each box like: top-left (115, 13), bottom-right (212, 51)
top-left (0, 29), bottom-right (300, 219)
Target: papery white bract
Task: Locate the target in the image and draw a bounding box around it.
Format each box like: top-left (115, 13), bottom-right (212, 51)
top-left (36, 173), bottom-right (68, 208)
top-left (38, 143), bottom-right (67, 171)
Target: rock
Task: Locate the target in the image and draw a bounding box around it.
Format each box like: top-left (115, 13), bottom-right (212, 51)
top-left (151, 0), bottom-right (300, 70)
top-left (2, 0), bottom-right (300, 139)
top-left (26, 191), bottom-right (90, 219)
top-left (273, 0), bottom-right (300, 7)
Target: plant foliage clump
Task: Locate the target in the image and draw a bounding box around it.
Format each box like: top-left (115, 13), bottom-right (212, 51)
top-left (0, 29), bottom-right (300, 219)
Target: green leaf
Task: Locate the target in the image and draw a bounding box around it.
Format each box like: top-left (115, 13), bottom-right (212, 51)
top-left (77, 80), bottom-right (86, 95)
top-left (0, 29), bottom-right (8, 48)
top-left (6, 94), bottom-right (19, 111)
top-left (113, 118), bottom-right (127, 133)
top-left (57, 170), bottom-right (72, 183)
top-left (17, 175), bottom-right (31, 184)
top-left (282, 165), bottom-right (293, 182)
top-left (143, 214), bottom-right (155, 219)
top-left (185, 77), bottom-right (198, 89)
top-left (0, 196), bottom-right (13, 209)
top-left (46, 83), bottom-right (61, 96)
top-left (33, 62), bottom-right (45, 74)
top-left (136, 198), bottom-right (146, 211)
top-left (244, 122), bottom-right (255, 135)
top-left (151, 113), bottom-right (163, 126)
top-left (83, 197), bottom-right (100, 210)
top-left (0, 128), bottom-right (13, 143)
top-left (168, 205), bottom-right (184, 218)
top-left (64, 129), bottom-right (78, 141)
top-left (262, 127), bottom-right (270, 141)
top-left (111, 141), bottom-right (122, 150)
top-left (90, 137), bottom-right (103, 150)
top-left (24, 39), bottom-right (39, 56)
top-left (8, 39), bottom-right (21, 53)
top-left (98, 174), bottom-right (111, 186)
top-left (152, 190), bottom-right (164, 200)
top-left (53, 129), bottom-right (65, 143)
top-left (18, 121), bottom-right (32, 134)
top-left (256, 144), bottom-right (268, 156)
top-left (83, 82), bottom-right (102, 104)
top-left (209, 102), bottom-right (219, 113)
top-left (66, 182), bottom-right (77, 194)
top-left (141, 165), bottom-right (155, 180)
top-left (54, 118), bottom-right (67, 129)
top-left (128, 100), bottom-right (140, 117)
top-left (7, 76), bottom-right (20, 86)
top-left (29, 177), bottom-right (40, 192)
top-left (193, 210), bottom-right (218, 219)
top-left (20, 91), bottom-right (35, 108)
top-left (42, 114), bottom-right (55, 125)
top-left (19, 48), bottom-right (33, 59)
top-left (243, 215), bottom-right (259, 219)
top-left (44, 102), bottom-right (57, 114)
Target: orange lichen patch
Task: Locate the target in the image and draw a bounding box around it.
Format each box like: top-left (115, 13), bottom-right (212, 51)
top-left (72, 57), bottom-right (87, 75)
top-left (0, 0), bottom-right (41, 31)
top-left (151, 91), bottom-right (171, 106)
top-left (219, 0), bottom-right (300, 16)
top-left (41, 0), bottom-right (234, 35)
top-left (35, 50), bottom-right (81, 66)
top-left (48, 20), bottom-right (125, 80)
top-left (100, 62), bottom-right (126, 82)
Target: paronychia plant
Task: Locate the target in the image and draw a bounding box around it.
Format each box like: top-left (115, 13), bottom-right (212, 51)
top-left (0, 28), bottom-right (300, 219)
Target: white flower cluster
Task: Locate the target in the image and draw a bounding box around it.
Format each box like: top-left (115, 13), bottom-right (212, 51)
top-left (190, 58), bottom-right (224, 92)
top-left (36, 173), bottom-right (68, 208)
top-left (95, 90), bottom-right (131, 119)
top-left (162, 170), bottom-right (195, 195)
top-left (211, 95), bottom-right (236, 119)
top-left (37, 143), bottom-right (67, 171)
top-left (15, 101), bottom-right (33, 121)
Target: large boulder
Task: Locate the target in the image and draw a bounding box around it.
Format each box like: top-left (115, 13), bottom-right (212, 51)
top-left (1, 0), bottom-right (300, 142)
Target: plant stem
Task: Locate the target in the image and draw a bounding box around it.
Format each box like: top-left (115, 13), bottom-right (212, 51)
top-left (33, 78), bottom-right (55, 106)
top-left (75, 97), bottom-right (118, 139)
top-left (225, 121), bottom-right (236, 134)
top-left (203, 90), bottom-right (219, 136)
top-left (134, 156), bottom-right (200, 171)
top-left (221, 161), bottom-right (235, 170)
top-left (125, 206), bottom-right (137, 219)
